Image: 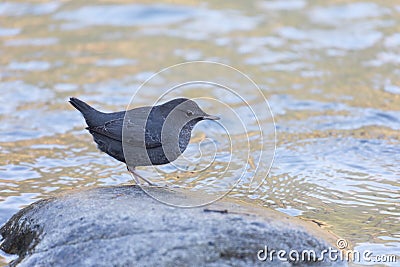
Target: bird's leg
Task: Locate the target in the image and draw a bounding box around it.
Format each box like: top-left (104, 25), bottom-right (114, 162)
top-left (127, 166), bottom-right (141, 185)
top-left (127, 166), bottom-right (156, 186)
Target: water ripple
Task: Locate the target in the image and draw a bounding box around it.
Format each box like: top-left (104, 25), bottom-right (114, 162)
top-left (0, 2), bottom-right (61, 17)
top-left (309, 2), bottom-right (390, 24)
top-left (53, 4), bottom-right (196, 27)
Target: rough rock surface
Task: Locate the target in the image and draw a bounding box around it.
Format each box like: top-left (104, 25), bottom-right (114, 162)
top-left (0, 185), bottom-right (345, 266)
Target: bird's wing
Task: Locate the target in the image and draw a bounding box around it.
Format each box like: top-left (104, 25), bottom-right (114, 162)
top-left (124, 107), bottom-right (164, 149)
top-left (87, 117), bottom-right (163, 149)
top-left (87, 118), bottom-right (123, 141)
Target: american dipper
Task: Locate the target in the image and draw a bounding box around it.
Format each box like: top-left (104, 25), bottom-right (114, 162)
top-left (69, 97), bottom-right (219, 185)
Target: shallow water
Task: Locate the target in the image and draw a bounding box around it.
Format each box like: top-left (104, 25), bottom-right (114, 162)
top-left (0, 0), bottom-right (399, 265)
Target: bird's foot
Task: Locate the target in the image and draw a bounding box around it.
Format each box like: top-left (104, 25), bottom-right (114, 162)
top-left (127, 166), bottom-right (157, 186)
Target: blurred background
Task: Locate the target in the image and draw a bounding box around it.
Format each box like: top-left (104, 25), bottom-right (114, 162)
top-left (0, 0), bottom-right (399, 265)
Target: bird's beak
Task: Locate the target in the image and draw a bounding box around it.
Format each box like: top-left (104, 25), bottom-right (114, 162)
top-left (202, 114), bottom-right (220, 120)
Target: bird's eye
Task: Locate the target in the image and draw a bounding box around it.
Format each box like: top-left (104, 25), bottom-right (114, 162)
top-left (186, 110), bottom-right (194, 117)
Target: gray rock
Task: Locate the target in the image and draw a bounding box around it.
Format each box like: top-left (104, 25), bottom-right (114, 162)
top-left (0, 185), bottom-right (346, 266)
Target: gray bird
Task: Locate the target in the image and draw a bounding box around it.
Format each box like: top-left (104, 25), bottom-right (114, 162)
top-left (69, 97), bottom-right (219, 185)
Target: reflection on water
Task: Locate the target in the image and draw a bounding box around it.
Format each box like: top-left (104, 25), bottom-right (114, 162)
top-left (53, 4), bottom-right (196, 27)
top-left (0, 0), bottom-right (399, 265)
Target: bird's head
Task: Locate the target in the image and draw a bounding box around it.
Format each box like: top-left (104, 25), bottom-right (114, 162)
top-left (153, 98), bottom-right (219, 161)
top-left (160, 98), bottom-right (220, 123)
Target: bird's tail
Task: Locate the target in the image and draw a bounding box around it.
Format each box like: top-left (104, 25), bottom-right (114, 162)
top-left (69, 97), bottom-right (101, 126)
top-left (69, 97), bottom-right (97, 114)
